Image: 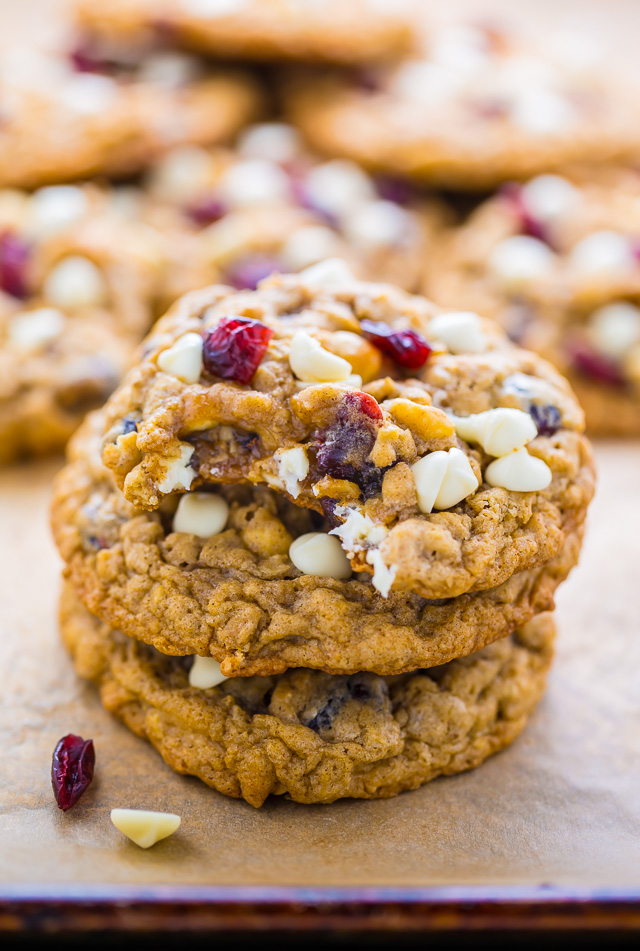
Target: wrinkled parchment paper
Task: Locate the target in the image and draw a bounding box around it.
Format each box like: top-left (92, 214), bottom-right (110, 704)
top-left (0, 444), bottom-right (638, 888)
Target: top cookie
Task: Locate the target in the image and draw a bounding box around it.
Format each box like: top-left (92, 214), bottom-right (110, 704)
top-left (0, 46), bottom-right (261, 188)
top-left (284, 22), bottom-right (640, 189)
top-left (425, 169), bottom-right (640, 435)
top-left (72, 0), bottom-right (415, 65)
top-left (98, 263), bottom-right (594, 601)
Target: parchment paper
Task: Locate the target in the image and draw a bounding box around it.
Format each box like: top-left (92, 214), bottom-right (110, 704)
top-left (0, 444), bottom-right (638, 888)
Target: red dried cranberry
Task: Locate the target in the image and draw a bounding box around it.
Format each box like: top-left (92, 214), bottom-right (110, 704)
top-left (203, 316), bottom-right (273, 385)
top-left (500, 183), bottom-right (551, 245)
top-left (186, 194), bottom-right (227, 226)
top-left (374, 174), bottom-right (416, 206)
top-left (360, 319), bottom-right (432, 370)
top-left (315, 391), bottom-right (383, 495)
top-left (567, 337), bottom-right (626, 388)
top-left (51, 734), bottom-right (95, 811)
top-left (345, 389), bottom-right (383, 421)
top-left (224, 255), bottom-right (283, 291)
top-left (0, 231), bottom-right (30, 299)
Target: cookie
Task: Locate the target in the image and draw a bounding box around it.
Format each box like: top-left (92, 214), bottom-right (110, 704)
top-left (51, 408), bottom-right (581, 677)
top-left (142, 123), bottom-right (446, 306)
top-left (0, 184), bottom-right (164, 464)
top-left (60, 583), bottom-right (555, 806)
top-left (0, 46), bottom-right (261, 188)
top-left (425, 169), bottom-right (640, 436)
top-left (94, 268), bottom-right (595, 602)
top-left (72, 0), bottom-right (415, 66)
top-left (284, 22), bottom-right (640, 189)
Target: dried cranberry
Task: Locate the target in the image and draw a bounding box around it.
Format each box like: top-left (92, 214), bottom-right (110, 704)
top-left (186, 194), bottom-right (227, 226)
top-left (203, 316), bottom-right (273, 385)
top-left (0, 231), bottom-right (30, 299)
top-left (223, 255), bottom-right (283, 291)
top-left (360, 319), bottom-right (432, 370)
top-left (529, 403), bottom-right (562, 437)
top-left (51, 734), bottom-right (95, 811)
top-left (500, 183), bottom-right (551, 245)
top-left (315, 391), bottom-right (383, 494)
top-left (374, 175), bottom-right (416, 206)
top-left (567, 338), bottom-right (626, 387)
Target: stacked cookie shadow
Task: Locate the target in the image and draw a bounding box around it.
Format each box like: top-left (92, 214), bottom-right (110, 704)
top-left (51, 264), bottom-right (595, 805)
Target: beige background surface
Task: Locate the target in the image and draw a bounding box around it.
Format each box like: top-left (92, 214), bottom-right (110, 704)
top-left (0, 0), bottom-right (639, 890)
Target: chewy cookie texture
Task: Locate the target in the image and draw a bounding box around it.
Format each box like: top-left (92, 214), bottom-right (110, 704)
top-left (96, 265), bottom-right (594, 603)
top-left (60, 584), bottom-right (555, 807)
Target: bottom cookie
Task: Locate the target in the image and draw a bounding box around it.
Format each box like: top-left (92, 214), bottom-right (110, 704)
top-left (60, 583), bottom-right (555, 807)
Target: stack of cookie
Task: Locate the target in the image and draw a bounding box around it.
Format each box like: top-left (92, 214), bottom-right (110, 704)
top-left (51, 262), bottom-right (595, 805)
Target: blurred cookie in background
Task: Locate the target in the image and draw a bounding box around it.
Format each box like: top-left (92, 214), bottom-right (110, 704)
top-left (71, 0), bottom-right (415, 65)
top-left (0, 45), bottom-right (262, 187)
top-left (141, 122), bottom-right (448, 306)
top-left (283, 21), bottom-right (640, 190)
top-left (425, 168), bottom-right (640, 435)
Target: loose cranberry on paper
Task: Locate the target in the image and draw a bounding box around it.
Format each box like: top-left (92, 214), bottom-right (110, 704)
top-left (51, 734), bottom-right (95, 811)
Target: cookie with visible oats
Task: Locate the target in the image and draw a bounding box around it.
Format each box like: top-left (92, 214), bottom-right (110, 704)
top-left (0, 46), bottom-right (261, 188)
top-left (60, 582), bottom-right (555, 806)
top-left (425, 169), bottom-right (640, 436)
top-left (72, 0), bottom-right (414, 66)
top-left (93, 266), bottom-right (594, 601)
top-left (141, 122), bottom-right (446, 307)
top-left (51, 407), bottom-right (581, 677)
top-left (284, 22), bottom-right (640, 190)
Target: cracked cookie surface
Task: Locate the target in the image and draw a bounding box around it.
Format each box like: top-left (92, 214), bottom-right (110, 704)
top-left (60, 583), bottom-right (555, 806)
top-left (96, 269), bottom-right (594, 600)
top-left (52, 409), bottom-right (581, 676)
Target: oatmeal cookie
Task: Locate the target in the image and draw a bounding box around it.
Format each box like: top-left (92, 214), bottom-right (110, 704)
top-left (96, 268), bottom-right (594, 600)
top-left (72, 0), bottom-right (415, 66)
top-left (60, 584), bottom-right (555, 806)
top-left (142, 123), bottom-right (447, 306)
top-left (51, 409), bottom-right (581, 676)
top-left (284, 22), bottom-right (640, 189)
top-left (426, 169), bottom-right (640, 436)
top-left (0, 46), bottom-right (261, 188)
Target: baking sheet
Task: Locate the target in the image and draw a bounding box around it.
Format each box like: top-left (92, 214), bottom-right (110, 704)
top-left (0, 443), bottom-right (638, 889)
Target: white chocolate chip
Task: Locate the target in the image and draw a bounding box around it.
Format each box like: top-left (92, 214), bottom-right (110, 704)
top-left (157, 332), bottom-right (203, 383)
top-left (569, 231), bottom-right (636, 277)
top-left (110, 809), bottom-right (181, 849)
top-left (304, 160), bottom-right (376, 219)
top-left (43, 256), bottom-right (108, 310)
top-left (59, 73), bottom-right (118, 114)
top-left (366, 548), bottom-right (397, 598)
top-left (329, 507), bottom-right (388, 552)
top-left (412, 447), bottom-right (479, 513)
top-left (343, 200), bottom-right (410, 249)
top-left (485, 447), bottom-right (552, 491)
top-left (238, 122), bottom-right (302, 163)
top-left (289, 532), bottom-right (352, 579)
top-left (489, 235), bottom-right (555, 288)
top-left (520, 175), bottom-right (579, 224)
top-left (189, 655), bottom-right (228, 689)
top-left (297, 257), bottom-right (354, 289)
top-left (588, 302), bottom-right (640, 359)
top-left (7, 307), bottom-right (64, 351)
top-left (451, 408), bottom-right (537, 457)
top-left (218, 159), bottom-right (290, 207)
top-left (289, 330), bottom-right (353, 383)
top-left (276, 446), bottom-right (309, 499)
top-left (149, 146), bottom-right (214, 202)
top-left (429, 311), bottom-right (487, 354)
top-left (510, 87), bottom-right (574, 135)
top-left (389, 60), bottom-right (465, 105)
top-left (138, 52), bottom-right (200, 87)
top-left (158, 445), bottom-right (196, 493)
top-left (26, 186), bottom-right (88, 239)
top-left (173, 491), bottom-right (229, 536)
top-left (281, 226), bottom-right (341, 270)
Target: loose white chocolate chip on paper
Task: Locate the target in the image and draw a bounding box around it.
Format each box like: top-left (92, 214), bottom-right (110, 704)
top-left (110, 809), bottom-right (181, 849)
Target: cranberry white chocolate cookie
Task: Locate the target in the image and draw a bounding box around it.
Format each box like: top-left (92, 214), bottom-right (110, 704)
top-left (0, 46), bottom-right (261, 188)
top-left (51, 408), bottom-right (581, 676)
top-left (142, 123), bottom-right (445, 306)
top-left (284, 22), bottom-right (640, 189)
top-left (426, 170), bottom-right (640, 436)
top-left (60, 584), bottom-right (555, 807)
top-left (76, 266), bottom-right (594, 604)
top-left (72, 0), bottom-right (415, 66)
